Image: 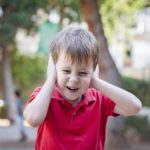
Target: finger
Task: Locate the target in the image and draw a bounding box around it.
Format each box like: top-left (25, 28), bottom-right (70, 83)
top-left (47, 54), bottom-right (54, 78)
top-left (48, 54), bottom-right (53, 65)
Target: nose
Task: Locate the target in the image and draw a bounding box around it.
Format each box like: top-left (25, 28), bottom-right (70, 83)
top-left (69, 73), bottom-right (79, 82)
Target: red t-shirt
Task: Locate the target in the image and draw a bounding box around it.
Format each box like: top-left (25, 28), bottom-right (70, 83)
top-left (27, 86), bottom-right (116, 150)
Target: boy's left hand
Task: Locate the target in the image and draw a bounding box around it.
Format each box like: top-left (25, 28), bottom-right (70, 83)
top-left (90, 65), bottom-right (99, 88)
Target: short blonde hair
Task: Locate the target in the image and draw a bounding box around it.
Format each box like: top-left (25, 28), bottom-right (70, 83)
top-left (50, 26), bottom-right (99, 69)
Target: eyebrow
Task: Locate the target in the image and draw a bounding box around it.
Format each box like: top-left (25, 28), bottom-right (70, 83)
top-left (61, 66), bottom-right (71, 69)
top-left (61, 67), bottom-right (90, 72)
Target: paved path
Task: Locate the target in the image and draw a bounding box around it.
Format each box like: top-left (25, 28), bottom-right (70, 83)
top-left (0, 141), bottom-right (34, 150)
top-left (0, 122), bottom-right (36, 150)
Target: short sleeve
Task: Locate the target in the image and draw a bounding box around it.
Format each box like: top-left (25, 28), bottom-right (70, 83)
top-left (101, 94), bottom-right (116, 117)
top-left (25, 87), bottom-right (42, 106)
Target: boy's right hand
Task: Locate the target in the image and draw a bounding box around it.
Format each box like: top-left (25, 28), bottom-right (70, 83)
top-left (47, 54), bottom-right (57, 81)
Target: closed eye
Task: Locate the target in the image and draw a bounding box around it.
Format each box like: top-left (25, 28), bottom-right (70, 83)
top-left (79, 72), bottom-right (88, 76)
top-left (62, 69), bottom-right (71, 74)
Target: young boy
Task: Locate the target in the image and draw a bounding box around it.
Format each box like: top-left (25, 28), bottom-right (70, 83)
top-left (24, 27), bottom-right (142, 150)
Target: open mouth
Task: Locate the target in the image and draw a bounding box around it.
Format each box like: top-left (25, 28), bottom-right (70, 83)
top-left (67, 86), bottom-right (79, 92)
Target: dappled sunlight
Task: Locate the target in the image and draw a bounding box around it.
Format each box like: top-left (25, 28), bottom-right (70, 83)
top-left (24, 120), bottom-right (32, 127)
top-left (0, 119), bottom-right (11, 127)
top-left (0, 119), bottom-right (32, 127)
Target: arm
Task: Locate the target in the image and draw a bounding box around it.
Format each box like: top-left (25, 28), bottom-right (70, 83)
top-left (91, 70), bottom-right (142, 116)
top-left (23, 55), bottom-right (56, 127)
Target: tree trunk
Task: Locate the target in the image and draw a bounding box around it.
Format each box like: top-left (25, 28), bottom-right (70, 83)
top-left (81, 0), bottom-right (121, 85)
top-left (80, 0), bottom-right (128, 149)
top-left (1, 45), bottom-right (16, 122)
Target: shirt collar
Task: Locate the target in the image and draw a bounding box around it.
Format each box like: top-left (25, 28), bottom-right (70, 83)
top-left (52, 85), bottom-right (96, 105)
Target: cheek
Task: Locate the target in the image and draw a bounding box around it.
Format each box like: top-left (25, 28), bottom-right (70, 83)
top-left (56, 72), bottom-right (66, 85)
top-left (56, 73), bottom-right (62, 83)
top-left (56, 67), bottom-right (62, 80)
top-left (82, 76), bottom-right (92, 86)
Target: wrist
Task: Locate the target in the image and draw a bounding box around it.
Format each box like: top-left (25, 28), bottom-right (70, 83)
top-left (46, 75), bottom-right (56, 85)
top-left (90, 76), bottom-right (98, 89)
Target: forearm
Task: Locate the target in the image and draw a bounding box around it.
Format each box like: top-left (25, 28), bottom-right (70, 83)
top-left (23, 78), bottom-right (55, 127)
top-left (92, 78), bottom-right (142, 115)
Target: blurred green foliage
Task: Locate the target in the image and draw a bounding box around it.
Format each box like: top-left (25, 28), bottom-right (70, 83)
top-left (55, 0), bottom-right (81, 23)
top-left (122, 77), bottom-right (150, 107)
top-left (100, 0), bottom-right (147, 39)
top-left (0, 104), bottom-right (7, 118)
top-left (11, 48), bottom-right (46, 100)
top-left (0, 0), bottom-right (51, 44)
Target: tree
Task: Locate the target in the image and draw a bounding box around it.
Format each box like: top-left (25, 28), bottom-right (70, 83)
top-left (81, 0), bottom-right (121, 86)
top-left (80, 1), bottom-right (123, 148)
top-left (80, 0), bottom-right (147, 149)
top-left (0, 0), bottom-right (50, 121)
top-left (100, 0), bottom-right (147, 38)
top-left (48, 0), bottom-right (82, 24)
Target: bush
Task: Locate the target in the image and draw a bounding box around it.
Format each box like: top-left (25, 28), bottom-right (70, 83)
top-left (0, 105), bottom-right (7, 118)
top-left (11, 49), bottom-right (46, 101)
top-left (122, 77), bottom-right (150, 107)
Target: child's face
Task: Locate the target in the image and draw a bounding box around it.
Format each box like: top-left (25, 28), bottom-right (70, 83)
top-left (55, 52), bottom-right (94, 105)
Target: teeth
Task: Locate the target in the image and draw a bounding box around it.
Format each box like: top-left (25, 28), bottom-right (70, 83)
top-left (70, 87), bottom-right (77, 90)
top-left (67, 86), bottom-right (78, 90)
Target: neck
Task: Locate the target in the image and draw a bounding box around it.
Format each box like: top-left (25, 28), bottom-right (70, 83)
top-left (66, 96), bottom-right (82, 107)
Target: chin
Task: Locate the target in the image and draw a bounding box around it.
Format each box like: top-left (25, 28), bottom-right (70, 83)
top-left (66, 97), bottom-right (79, 101)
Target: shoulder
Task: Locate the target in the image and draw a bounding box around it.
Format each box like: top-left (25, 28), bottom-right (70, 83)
top-left (85, 88), bottom-right (103, 100)
top-left (85, 88), bottom-right (116, 116)
top-left (31, 86), bottom-right (42, 96)
top-left (27, 86), bottom-right (58, 104)
top-left (83, 88), bottom-right (103, 104)
top-left (26, 87), bottom-right (42, 104)
top-left (85, 88), bottom-right (116, 108)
